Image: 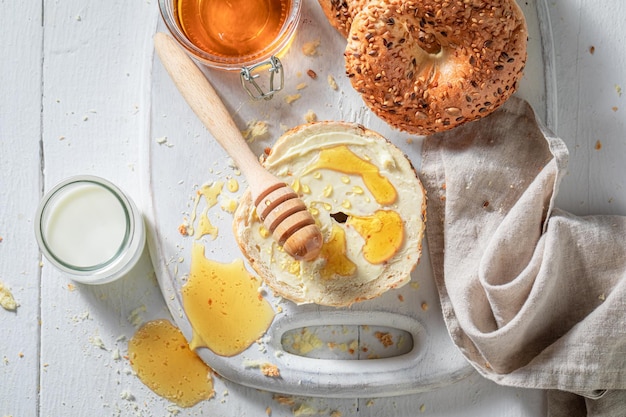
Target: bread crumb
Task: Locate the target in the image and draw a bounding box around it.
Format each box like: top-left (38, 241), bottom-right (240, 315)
top-left (366, 399), bottom-right (375, 406)
top-left (220, 389), bottom-right (229, 404)
top-left (375, 331), bottom-right (394, 348)
top-left (612, 106), bottom-right (618, 112)
top-left (220, 198), bottom-right (238, 214)
top-left (330, 411), bottom-right (343, 417)
top-left (283, 328), bottom-right (323, 354)
top-left (304, 110), bottom-right (317, 123)
top-left (327, 75), bottom-right (338, 91)
top-left (111, 348), bottom-right (121, 361)
top-left (90, 335), bottom-right (107, 350)
top-left (242, 120), bottom-right (269, 142)
top-left (261, 363), bottom-right (280, 377)
top-left (120, 390), bottom-right (135, 401)
top-left (589, 45), bottom-right (595, 54)
top-left (0, 281), bottom-right (18, 311)
top-left (616, 84), bottom-right (623, 97)
top-left (178, 222), bottom-right (190, 236)
top-left (302, 39), bottom-right (321, 56)
top-left (284, 94), bottom-right (301, 104)
top-left (128, 305), bottom-right (146, 328)
top-left (296, 82), bottom-right (307, 90)
top-left (306, 69), bottom-right (317, 79)
top-left (166, 404), bottom-right (181, 415)
top-left (265, 406), bottom-right (272, 416)
top-left (70, 310), bottom-right (90, 323)
top-left (348, 339), bottom-right (358, 355)
top-left (294, 403), bottom-right (320, 416)
top-left (421, 302), bottom-right (429, 311)
top-left (243, 360), bottom-right (280, 377)
top-left (599, 293), bottom-right (606, 301)
top-left (420, 403), bottom-right (426, 412)
top-left (595, 140), bottom-right (602, 150)
top-left (272, 394), bottom-right (296, 406)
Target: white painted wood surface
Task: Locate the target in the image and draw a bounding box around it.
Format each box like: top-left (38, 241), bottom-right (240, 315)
top-left (1, 0), bottom-right (624, 416)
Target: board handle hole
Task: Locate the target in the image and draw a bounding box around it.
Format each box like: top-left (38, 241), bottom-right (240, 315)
top-left (280, 325), bottom-right (414, 360)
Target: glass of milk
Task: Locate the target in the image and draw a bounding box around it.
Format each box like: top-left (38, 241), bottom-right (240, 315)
top-left (35, 176), bottom-right (146, 284)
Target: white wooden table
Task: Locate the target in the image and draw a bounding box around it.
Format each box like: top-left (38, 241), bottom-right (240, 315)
top-left (1, 1), bottom-right (624, 415)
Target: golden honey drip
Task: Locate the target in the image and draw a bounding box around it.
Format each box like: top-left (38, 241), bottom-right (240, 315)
top-left (347, 210), bottom-right (404, 264)
top-left (227, 178), bottom-right (239, 193)
top-left (196, 210), bottom-right (218, 239)
top-left (319, 224), bottom-right (357, 280)
top-left (183, 243), bottom-right (275, 356)
top-left (128, 319), bottom-right (214, 408)
top-left (306, 145), bottom-right (397, 205)
top-left (191, 181), bottom-right (223, 239)
top-left (197, 181), bottom-right (223, 207)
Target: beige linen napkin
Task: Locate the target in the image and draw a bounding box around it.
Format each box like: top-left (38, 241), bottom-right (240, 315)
top-left (421, 96), bottom-right (625, 415)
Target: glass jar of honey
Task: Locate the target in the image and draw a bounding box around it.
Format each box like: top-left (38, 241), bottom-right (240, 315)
top-left (158, 0), bottom-right (302, 100)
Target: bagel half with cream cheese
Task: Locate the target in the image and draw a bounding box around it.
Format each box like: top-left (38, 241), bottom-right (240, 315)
top-left (233, 122), bottom-right (426, 307)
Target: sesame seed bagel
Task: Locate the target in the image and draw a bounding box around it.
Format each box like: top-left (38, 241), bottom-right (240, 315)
top-left (318, 0), bottom-right (370, 37)
top-left (233, 122), bottom-right (426, 307)
top-left (345, 0), bottom-right (527, 135)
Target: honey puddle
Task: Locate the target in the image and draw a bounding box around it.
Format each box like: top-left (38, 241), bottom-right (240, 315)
top-left (347, 210), bottom-right (404, 264)
top-left (319, 224), bottom-right (356, 280)
top-left (128, 319), bottom-right (214, 407)
top-left (190, 181), bottom-right (223, 239)
top-left (182, 243), bottom-right (275, 357)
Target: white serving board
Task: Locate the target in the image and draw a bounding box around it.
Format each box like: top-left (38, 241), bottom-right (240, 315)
top-left (144, 0), bottom-right (554, 398)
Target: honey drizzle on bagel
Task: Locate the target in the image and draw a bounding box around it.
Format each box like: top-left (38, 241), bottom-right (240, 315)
top-left (344, 0), bottom-right (527, 135)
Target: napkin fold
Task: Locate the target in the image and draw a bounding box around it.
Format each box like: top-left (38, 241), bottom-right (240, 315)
top-left (421, 96), bottom-right (625, 416)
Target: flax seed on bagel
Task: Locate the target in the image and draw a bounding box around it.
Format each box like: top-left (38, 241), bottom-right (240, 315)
top-left (318, 0), bottom-right (369, 37)
top-left (344, 0), bottom-right (528, 135)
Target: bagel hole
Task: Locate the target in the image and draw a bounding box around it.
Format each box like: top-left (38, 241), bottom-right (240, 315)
top-left (281, 325), bottom-right (414, 360)
top-left (330, 212), bottom-right (348, 223)
top-left (417, 31), bottom-right (441, 55)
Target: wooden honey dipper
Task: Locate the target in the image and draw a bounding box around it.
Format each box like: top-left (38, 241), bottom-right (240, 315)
top-left (154, 33), bottom-right (323, 261)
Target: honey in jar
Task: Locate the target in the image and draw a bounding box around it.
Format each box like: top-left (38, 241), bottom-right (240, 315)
top-left (177, 0), bottom-right (292, 58)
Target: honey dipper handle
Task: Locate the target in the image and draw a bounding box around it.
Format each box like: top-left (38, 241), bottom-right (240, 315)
top-left (153, 32), bottom-right (278, 195)
top-left (154, 33), bottom-right (323, 261)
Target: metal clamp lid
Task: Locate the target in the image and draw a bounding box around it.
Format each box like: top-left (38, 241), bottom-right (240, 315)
top-left (240, 56), bottom-right (284, 101)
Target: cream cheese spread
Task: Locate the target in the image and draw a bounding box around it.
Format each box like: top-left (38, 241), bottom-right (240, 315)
top-left (240, 123), bottom-right (425, 305)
